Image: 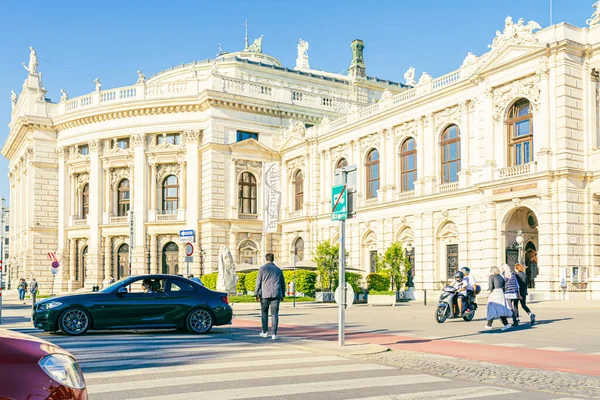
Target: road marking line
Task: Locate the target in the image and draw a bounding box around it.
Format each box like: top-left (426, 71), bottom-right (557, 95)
top-left (491, 343), bottom-right (524, 347)
top-left (537, 347), bottom-right (575, 352)
top-left (88, 363), bottom-right (393, 394)
top-left (590, 352), bottom-right (600, 355)
top-left (72, 344), bottom-right (267, 360)
top-left (85, 355), bottom-right (345, 380)
top-left (448, 339), bottom-right (483, 344)
top-left (127, 375), bottom-right (449, 400)
top-left (79, 349), bottom-right (309, 368)
top-left (355, 386), bottom-right (520, 399)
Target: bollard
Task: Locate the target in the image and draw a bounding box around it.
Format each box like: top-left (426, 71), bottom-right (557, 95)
top-left (424, 289), bottom-right (427, 306)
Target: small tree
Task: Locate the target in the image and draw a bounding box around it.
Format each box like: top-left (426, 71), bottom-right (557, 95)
top-left (377, 242), bottom-right (410, 293)
top-left (312, 240), bottom-right (340, 291)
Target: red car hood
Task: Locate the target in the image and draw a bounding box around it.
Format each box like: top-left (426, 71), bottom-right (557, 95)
top-left (0, 329), bottom-right (72, 362)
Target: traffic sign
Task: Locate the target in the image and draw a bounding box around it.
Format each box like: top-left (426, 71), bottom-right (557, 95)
top-left (51, 261), bottom-right (59, 269)
top-left (179, 229), bottom-right (195, 243)
top-left (51, 268), bottom-right (58, 275)
top-left (185, 256), bottom-right (193, 263)
top-left (185, 243), bottom-right (194, 257)
top-left (334, 282), bottom-right (355, 309)
top-left (331, 185), bottom-right (348, 221)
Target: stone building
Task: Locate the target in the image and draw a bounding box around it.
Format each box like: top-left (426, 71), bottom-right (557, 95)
top-left (4, 9), bottom-right (600, 299)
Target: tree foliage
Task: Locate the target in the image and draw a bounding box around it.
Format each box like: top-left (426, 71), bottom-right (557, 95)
top-left (312, 240), bottom-right (343, 291)
top-left (376, 242), bottom-right (410, 292)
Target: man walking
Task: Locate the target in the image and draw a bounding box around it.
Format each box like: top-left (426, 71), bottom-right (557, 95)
top-left (255, 253), bottom-right (286, 340)
top-left (29, 277), bottom-right (38, 305)
top-left (514, 263), bottom-right (536, 324)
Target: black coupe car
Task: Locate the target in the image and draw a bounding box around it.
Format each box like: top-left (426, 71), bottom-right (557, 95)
top-left (32, 274), bottom-right (233, 336)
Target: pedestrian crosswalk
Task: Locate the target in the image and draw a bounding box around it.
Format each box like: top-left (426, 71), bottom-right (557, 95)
top-left (13, 328), bottom-right (584, 399)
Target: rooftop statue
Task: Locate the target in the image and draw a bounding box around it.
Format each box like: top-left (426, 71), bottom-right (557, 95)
top-left (60, 89), bottom-right (68, 102)
top-left (488, 16), bottom-right (541, 50)
top-left (10, 90), bottom-right (17, 110)
top-left (94, 78), bottom-right (102, 91)
top-left (216, 245), bottom-right (238, 294)
top-left (136, 70), bottom-right (146, 84)
top-left (404, 66), bottom-right (416, 86)
top-left (298, 39), bottom-right (309, 58)
top-left (350, 39), bottom-right (365, 67)
top-left (587, 2), bottom-right (600, 27)
top-left (246, 35), bottom-right (264, 53)
top-left (21, 46), bottom-right (38, 74)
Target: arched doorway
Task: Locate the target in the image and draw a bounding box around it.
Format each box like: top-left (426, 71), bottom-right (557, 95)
top-left (436, 222), bottom-right (458, 285)
top-left (162, 242), bottom-right (179, 275)
top-left (525, 241), bottom-right (537, 288)
top-left (503, 206), bottom-right (539, 288)
top-left (117, 244), bottom-right (129, 279)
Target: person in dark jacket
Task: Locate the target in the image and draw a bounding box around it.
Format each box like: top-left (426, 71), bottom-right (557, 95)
top-left (514, 263), bottom-right (536, 324)
top-left (485, 266), bottom-right (513, 331)
top-left (255, 253), bottom-right (286, 340)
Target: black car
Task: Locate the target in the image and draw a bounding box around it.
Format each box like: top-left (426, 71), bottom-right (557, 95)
top-left (32, 274), bottom-right (232, 336)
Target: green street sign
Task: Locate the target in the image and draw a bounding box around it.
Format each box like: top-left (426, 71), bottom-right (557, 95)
top-left (331, 185), bottom-right (348, 221)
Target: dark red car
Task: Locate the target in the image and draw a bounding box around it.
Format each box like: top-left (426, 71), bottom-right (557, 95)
top-left (0, 329), bottom-right (87, 399)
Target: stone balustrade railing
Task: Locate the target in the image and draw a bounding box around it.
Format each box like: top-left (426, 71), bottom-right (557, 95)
top-left (498, 162), bottom-right (535, 178)
top-left (238, 213), bottom-right (258, 220)
top-left (156, 214), bottom-right (177, 221)
top-left (73, 218), bottom-right (88, 226)
top-left (438, 182), bottom-right (459, 193)
top-left (398, 190), bottom-right (415, 201)
top-left (109, 216), bottom-right (128, 224)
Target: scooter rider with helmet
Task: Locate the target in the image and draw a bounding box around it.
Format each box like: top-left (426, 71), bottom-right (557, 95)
top-left (452, 271), bottom-right (468, 315)
top-left (461, 266), bottom-right (476, 306)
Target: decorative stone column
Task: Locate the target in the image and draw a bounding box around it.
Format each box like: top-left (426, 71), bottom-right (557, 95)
top-left (422, 114), bottom-right (436, 194)
top-left (86, 139), bottom-right (102, 287)
top-left (148, 160), bottom-right (157, 221)
top-left (178, 156), bottom-right (187, 220)
top-left (150, 235), bottom-right (158, 274)
top-left (103, 165), bottom-right (111, 224)
top-left (184, 129), bottom-right (202, 276)
top-left (103, 236), bottom-right (112, 287)
top-left (458, 101), bottom-right (471, 189)
top-left (414, 118), bottom-right (426, 197)
top-left (69, 171), bottom-right (76, 225)
top-left (131, 134), bottom-right (147, 275)
top-left (535, 194), bottom-right (554, 298)
top-left (482, 88), bottom-right (496, 181)
top-left (68, 239), bottom-right (77, 291)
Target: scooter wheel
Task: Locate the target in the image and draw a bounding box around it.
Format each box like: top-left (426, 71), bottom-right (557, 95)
top-left (435, 305), bottom-right (449, 323)
top-left (463, 310), bottom-right (475, 321)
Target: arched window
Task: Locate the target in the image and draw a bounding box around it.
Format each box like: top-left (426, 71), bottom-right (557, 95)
top-left (400, 138), bottom-right (416, 192)
top-left (507, 99), bottom-right (533, 166)
top-left (336, 158), bottom-right (348, 170)
top-left (365, 149), bottom-right (380, 199)
top-left (293, 237), bottom-right (305, 261)
top-left (117, 179), bottom-right (130, 216)
top-left (293, 170), bottom-right (303, 211)
top-left (441, 125), bottom-right (461, 184)
top-left (162, 175), bottom-right (179, 214)
top-left (238, 172), bottom-right (257, 214)
top-left (81, 184), bottom-right (89, 218)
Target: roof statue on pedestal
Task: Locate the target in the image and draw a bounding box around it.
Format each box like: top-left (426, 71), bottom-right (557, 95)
top-left (488, 16), bottom-right (542, 50)
top-left (60, 89), bottom-right (68, 102)
top-left (216, 245), bottom-right (238, 294)
top-left (587, 2), bottom-right (600, 27)
top-left (295, 38), bottom-right (310, 70)
top-left (21, 46), bottom-right (38, 74)
top-left (94, 78), bottom-right (102, 91)
top-left (10, 90), bottom-right (17, 110)
top-left (136, 70), bottom-right (146, 84)
top-left (246, 35), bottom-right (264, 53)
top-left (404, 66), bottom-right (416, 86)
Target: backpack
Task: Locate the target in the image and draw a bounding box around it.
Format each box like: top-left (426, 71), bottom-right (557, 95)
top-left (474, 284), bottom-right (481, 295)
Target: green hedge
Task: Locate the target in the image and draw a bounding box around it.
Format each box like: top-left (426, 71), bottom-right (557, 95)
top-left (369, 290), bottom-right (395, 296)
top-left (244, 270), bottom-right (259, 293)
top-left (333, 272), bottom-right (363, 293)
top-left (282, 270), bottom-right (317, 296)
top-left (202, 273), bottom-right (218, 290)
top-left (236, 273), bottom-right (246, 294)
top-left (367, 273), bottom-right (390, 292)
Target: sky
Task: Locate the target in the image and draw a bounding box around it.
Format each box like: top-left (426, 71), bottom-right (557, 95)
top-left (0, 0), bottom-right (595, 206)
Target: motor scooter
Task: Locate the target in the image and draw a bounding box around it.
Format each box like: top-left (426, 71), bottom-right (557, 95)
top-left (435, 285), bottom-right (477, 323)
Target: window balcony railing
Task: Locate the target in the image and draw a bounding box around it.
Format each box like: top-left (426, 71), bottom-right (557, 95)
top-left (109, 216), bottom-right (128, 224)
top-left (157, 213), bottom-right (177, 221)
top-left (498, 162), bottom-right (535, 179)
top-left (398, 190), bottom-right (415, 201)
top-left (238, 213), bottom-right (258, 220)
top-left (438, 182), bottom-right (459, 193)
top-left (73, 218), bottom-right (88, 226)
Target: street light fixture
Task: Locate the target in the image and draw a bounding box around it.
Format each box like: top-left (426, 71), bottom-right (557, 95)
top-left (515, 230), bottom-right (524, 264)
top-left (198, 248), bottom-right (206, 276)
top-left (405, 242), bottom-right (414, 289)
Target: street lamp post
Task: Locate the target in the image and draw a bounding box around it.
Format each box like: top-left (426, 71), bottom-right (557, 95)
top-left (515, 230), bottom-right (524, 265)
top-left (198, 248), bottom-right (206, 276)
top-left (405, 242), bottom-right (414, 288)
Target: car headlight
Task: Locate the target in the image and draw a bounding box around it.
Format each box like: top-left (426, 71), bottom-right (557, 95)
top-left (39, 301), bottom-right (62, 311)
top-left (39, 354), bottom-right (85, 390)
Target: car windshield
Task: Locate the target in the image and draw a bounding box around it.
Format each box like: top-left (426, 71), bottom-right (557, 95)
top-left (100, 278), bottom-right (133, 293)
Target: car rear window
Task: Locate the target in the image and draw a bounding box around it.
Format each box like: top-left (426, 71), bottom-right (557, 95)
top-left (169, 280), bottom-right (196, 292)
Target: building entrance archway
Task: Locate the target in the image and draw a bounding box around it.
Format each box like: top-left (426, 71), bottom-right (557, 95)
top-left (503, 206), bottom-right (539, 288)
top-left (117, 244), bottom-right (129, 279)
top-left (162, 242), bottom-right (179, 275)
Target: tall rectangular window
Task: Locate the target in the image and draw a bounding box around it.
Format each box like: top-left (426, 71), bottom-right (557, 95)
top-left (236, 131), bottom-right (259, 142)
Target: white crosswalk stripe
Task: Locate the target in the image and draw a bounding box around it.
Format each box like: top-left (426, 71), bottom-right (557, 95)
top-left (19, 331), bottom-right (538, 400)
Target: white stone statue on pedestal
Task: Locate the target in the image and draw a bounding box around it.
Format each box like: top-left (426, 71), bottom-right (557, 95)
top-left (94, 78), bottom-right (102, 91)
top-left (404, 66), bottom-right (416, 86)
top-left (10, 90), bottom-right (17, 110)
top-left (216, 245), bottom-right (238, 294)
top-left (136, 70), bottom-right (146, 84)
top-left (21, 46), bottom-right (38, 74)
top-left (295, 38), bottom-right (310, 70)
top-left (588, 2), bottom-right (600, 27)
top-left (60, 89), bottom-right (68, 102)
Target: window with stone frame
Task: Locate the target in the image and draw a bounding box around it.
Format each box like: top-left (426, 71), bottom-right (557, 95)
top-left (79, 145), bottom-right (89, 156)
top-left (441, 125), bottom-right (461, 184)
top-left (293, 170), bottom-right (304, 211)
top-left (400, 138), bottom-right (416, 192)
top-left (365, 148), bottom-right (380, 199)
top-left (507, 99), bottom-right (534, 166)
top-left (336, 158), bottom-right (348, 170)
top-left (238, 240), bottom-right (258, 265)
top-left (116, 138), bottom-right (130, 149)
top-left (157, 133), bottom-right (181, 145)
top-left (238, 172), bottom-right (257, 214)
top-left (81, 184), bottom-right (89, 218)
top-left (293, 237), bottom-right (305, 261)
top-left (162, 175), bottom-right (179, 214)
top-left (236, 131), bottom-right (259, 142)
top-left (118, 179), bottom-right (130, 216)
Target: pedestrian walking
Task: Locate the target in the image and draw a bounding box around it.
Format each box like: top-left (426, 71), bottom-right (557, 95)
top-left (514, 263), bottom-right (536, 325)
top-left (17, 278), bottom-right (27, 303)
top-left (109, 276), bottom-right (115, 284)
top-left (255, 253), bottom-right (286, 340)
top-left (29, 277), bottom-right (39, 305)
top-left (485, 266), bottom-right (513, 331)
top-left (502, 263), bottom-right (520, 326)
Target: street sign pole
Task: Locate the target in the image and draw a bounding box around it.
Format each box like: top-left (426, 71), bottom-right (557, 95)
top-left (128, 211), bottom-right (134, 291)
top-left (339, 218), bottom-right (345, 346)
top-left (0, 197), bottom-right (5, 324)
top-left (293, 247), bottom-right (297, 308)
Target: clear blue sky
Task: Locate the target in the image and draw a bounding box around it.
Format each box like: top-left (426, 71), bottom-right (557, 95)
top-left (0, 0), bottom-right (593, 205)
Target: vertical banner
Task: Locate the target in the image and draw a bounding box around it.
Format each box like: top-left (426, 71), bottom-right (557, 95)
top-left (262, 162), bottom-right (281, 234)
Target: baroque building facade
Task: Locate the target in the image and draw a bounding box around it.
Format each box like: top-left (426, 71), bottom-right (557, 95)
top-left (4, 12), bottom-right (600, 299)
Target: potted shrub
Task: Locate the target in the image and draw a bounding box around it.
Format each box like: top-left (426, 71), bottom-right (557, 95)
top-left (367, 290), bottom-right (396, 306)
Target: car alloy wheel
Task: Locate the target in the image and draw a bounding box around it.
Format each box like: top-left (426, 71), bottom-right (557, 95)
top-left (59, 308), bottom-right (90, 336)
top-left (187, 309), bottom-right (213, 334)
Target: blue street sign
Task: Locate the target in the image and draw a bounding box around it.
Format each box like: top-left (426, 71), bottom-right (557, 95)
top-left (179, 229), bottom-right (195, 242)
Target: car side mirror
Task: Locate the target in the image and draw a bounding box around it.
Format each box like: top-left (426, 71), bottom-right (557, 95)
top-left (117, 287), bottom-right (128, 295)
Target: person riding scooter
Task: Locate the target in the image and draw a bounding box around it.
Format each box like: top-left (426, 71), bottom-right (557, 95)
top-left (452, 271), bottom-right (468, 315)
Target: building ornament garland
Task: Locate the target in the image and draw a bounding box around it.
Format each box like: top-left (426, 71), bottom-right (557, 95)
top-left (111, 168), bottom-right (130, 189)
top-left (330, 143), bottom-right (349, 163)
top-left (488, 16), bottom-right (542, 50)
top-left (75, 173), bottom-right (89, 193)
top-left (283, 119), bottom-right (307, 141)
top-left (234, 159), bottom-right (263, 178)
top-left (492, 75), bottom-right (540, 121)
top-left (394, 119), bottom-right (420, 145)
top-left (236, 233), bottom-right (262, 246)
top-left (360, 133), bottom-right (379, 153)
top-left (183, 129), bottom-right (201, 144)
top-left (285, 156), bottom-right (305, 180)
top-left (156, 163), bottom-right (180, 183)
top-left (434, 106), bottom-right (462, 132)
top-left (131, 134), bottom-right (145, 147)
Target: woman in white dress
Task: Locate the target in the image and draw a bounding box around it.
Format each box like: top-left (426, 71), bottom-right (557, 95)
top-left (485, 266), bottom-right (513, 331)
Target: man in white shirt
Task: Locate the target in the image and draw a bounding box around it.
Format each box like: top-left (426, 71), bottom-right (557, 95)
top-left (452, 271), bottom-right (468, 315)
top-left (461, 266), bottom-right (476, 307)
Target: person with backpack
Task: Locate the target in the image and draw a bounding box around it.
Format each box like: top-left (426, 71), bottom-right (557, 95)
top-left (17, 278), bottom-right (27, 304)
top-left (502, 264), bottom-right (520, 326)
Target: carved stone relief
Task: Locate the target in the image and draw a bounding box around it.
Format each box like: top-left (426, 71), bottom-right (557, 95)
top-left (285, 156), bottom-right (305, 180)
top-left (111, 168), bottom-right (130, 189)
top-left (234, 159), bottom-right (262, 178)
top-left (434, 106), bottom-right (461, 132)
top-left (156, 164), bottom-right (180, 183)
top-left (492, 75), bottom-right (540, 121)
top-left (360, 133), bottom-right (379, 153)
